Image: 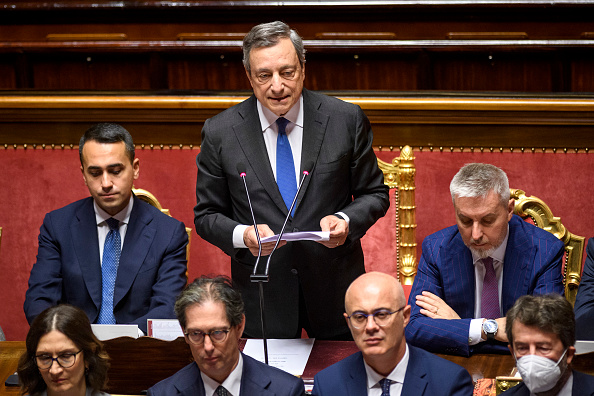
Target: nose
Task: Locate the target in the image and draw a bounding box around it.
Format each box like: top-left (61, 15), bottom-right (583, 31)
top-left (48, 360), bottom-right (63, 375)
top-left (471, 222), bottom-right (483, 241)
top-left (365, 314), bottom-right (380, 333)
top-left (270, 72), bottom-right (283, 92)
top-left (202, 334), bottom-right (215, 353)
top-left (100, 172), bottom-right (113, 190)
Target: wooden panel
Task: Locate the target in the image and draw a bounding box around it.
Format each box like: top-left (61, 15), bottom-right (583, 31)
top-left (167, 54), bottom-right (251, 91)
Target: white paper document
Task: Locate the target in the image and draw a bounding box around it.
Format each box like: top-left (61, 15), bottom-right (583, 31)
top-left (260, 231), bottom-right (329, 244)
top-left (147, 319), bottom-right (184, 340)
top-left (91, 324), bottom-right (139, 341)
top-left (575, 340), bottom-right (594, 355)
top-left (243, 338), bottom-right (315, 376)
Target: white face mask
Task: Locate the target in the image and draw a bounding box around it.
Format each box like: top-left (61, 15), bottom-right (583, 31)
top-left (515, 349), bottom-right (567, 393)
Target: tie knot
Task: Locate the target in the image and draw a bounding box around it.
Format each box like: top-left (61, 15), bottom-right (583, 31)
top-left (379, 378), bottom-right (391, 394)
top-left (106, 217), bottom-right (120, 231)
top-left (276, 117), bottom-right (289, 135)
top-left (482, 256), bottom-right (494, 269)
top-left (215, 385), bottom-right (230, 396)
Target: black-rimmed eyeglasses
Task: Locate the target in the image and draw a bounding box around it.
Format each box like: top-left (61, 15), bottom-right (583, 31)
top-left (346, 307), bottom-right (405, 329)
top-left (184, 329), bottom-right (231, 345)
top-left (34, 350), bottom-right (82, 370)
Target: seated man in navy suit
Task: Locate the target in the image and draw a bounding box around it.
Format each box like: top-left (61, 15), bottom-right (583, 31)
top-left (406, 163), bottom-right (565, 356)
top-left (574, 237), bottom-right (594, 340)
top-left (147, 276), bottom-right (305, 396)
top-left (501, 294), bottom-right (594, 396)
top-left (24, 123), bottom-right (188, 334)
top-left (312, 272), bottom-right (474, 396)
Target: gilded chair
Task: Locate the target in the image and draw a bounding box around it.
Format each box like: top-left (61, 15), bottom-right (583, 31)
top-left (511, 188), bottom-right (585, 306)
top-left (132, 187), bottom-right (192, 270)
top-left (376, 145), bottom-right (417, 285)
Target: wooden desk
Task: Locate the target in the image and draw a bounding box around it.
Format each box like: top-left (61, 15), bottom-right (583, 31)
top-left (2, 339), bottom-right (594, 395)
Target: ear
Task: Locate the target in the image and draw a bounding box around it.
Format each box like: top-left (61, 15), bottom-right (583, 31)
top-left (245, 68), bottom-right (255, 90)
top-left (566, 345), bottom-right (576, 365)
top-left (508, 344), bottom-right (514, 356)
top-left (132, 158), bottom-right (140, 180)
top-left (507, 198), bottom-right (515, 221)
top-left (236, 315), bottom-right (246, 339)
top-left (81, 165), bottom-right (88, 186)
top-left (402, 305), bottom-right (411, 328)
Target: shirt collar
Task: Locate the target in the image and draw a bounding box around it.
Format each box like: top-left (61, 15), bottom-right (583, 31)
top-left (201, 352), bottom-right (243, 396)
top-left (364, 343), bottom-right (409, 390)
top-left (256, 95), bottom-right (303, 132)
top-left (93, 195), bottom-right (133, 226)
top-left (471, 224), bottom-right (509, 265)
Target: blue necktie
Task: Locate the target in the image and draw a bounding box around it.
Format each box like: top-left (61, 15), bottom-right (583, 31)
top-left (276, 117), bottom-right (297, 215)
top-left (98, 217), bottom-right (121, 324)
top-left (380, 378), bottom-right (391, 396)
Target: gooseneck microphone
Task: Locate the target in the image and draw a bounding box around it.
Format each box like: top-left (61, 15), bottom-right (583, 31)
top-left (236, 163), bottom-right (262, 274)
top-left (264, 162), bottom-right (313, 277)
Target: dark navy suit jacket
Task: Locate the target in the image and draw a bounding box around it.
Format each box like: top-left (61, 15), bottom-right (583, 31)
top-left (311, 344), bottom-right (474, 396)
top-left (147, 353), bottom-right (305, 396)
top-left (500, 370), bottom-right (594, 395)
top-left (575, 237), bottom-right (594, 340)
top-left (24, 195), bottom-right (188, 333)
top-left (406, 215), bottom-right (565, 356)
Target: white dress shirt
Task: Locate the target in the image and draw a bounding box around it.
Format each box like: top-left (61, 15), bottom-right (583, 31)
top-left (201, 353), bottom-right (244, 396)
top-left (363, 344), bottom-right (409, 396)
top-left (94, 196), bottom-right (133, 264)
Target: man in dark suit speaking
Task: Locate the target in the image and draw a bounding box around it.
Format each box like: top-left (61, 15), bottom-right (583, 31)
top-left (406, 163), bottom-right (564, 356)
top-left (24, 123), bottom-right (188, 334)
top-left (194, 21), bottom-right (389, 340)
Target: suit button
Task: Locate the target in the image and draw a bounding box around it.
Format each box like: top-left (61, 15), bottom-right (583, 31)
top-left (291, 269), bottom-right (298, 275)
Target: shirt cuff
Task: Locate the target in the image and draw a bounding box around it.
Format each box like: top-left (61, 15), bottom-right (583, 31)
top-left (233, 225), bottom-right (250, 248)
top-left (468, 318), bottom-right (484, 345)
top-left (335, 212), bottom-right (350, 226)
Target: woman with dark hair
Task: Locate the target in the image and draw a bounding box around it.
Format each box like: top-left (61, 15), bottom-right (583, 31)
top-left (17, 304), bottom-right (110, 396)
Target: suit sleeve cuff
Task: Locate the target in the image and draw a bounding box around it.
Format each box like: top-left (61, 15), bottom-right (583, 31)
top-left (469, 318), bottom-right (484, 345)
top-left (233, 225), bottom-right (250, 248)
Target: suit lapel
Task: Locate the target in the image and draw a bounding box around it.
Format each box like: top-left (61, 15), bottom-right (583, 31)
top-left (297, 89), bottom-right (328, 212)
top-left (240, 353), bottom-right (274, 395)
top-left (177, 363), bottom-right (206, 396)
top-left (401, 346), bottom-right (429, 396)
top-left (233, 96), bottom-right (288, 215)
top-left (114, 196), bottom-right (155, 306)
top-left (502, 216), bottom-right (534, 312)
top-left (345, 353), bottom-right (370, 396)
top-left (441, 235), bottom-right (476, 318)
top-left (72, 198), bottom-right (102, 310)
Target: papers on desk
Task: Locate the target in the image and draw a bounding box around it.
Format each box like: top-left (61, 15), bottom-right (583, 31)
top-left (147, 319), bottom-right (184, 340)
top-left (260, 231), bottom-right (329, 244)
top-left (243, 338), bottom-right (315, 376)
top-left (91, 324), bottom-right (139, 341)
top-left (575, 340), bottom-right (594, 355)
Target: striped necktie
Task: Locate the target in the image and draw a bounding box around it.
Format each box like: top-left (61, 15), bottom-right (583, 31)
top-left (481, 257), bottom-right (500, 319)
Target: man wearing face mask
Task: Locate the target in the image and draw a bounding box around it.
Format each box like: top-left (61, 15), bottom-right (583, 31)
top-left (501, 294), bottom-right (594, 396)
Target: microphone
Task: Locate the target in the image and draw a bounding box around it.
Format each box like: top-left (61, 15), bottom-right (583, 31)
top-left (236, 163), bottom-right (262, 277)
top-left (263, 161), bottom-right (313, 278)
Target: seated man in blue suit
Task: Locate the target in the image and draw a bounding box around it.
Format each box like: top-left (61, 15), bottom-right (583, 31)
top-left (574, 237), bottom-right (594, 340)
top-left (406, 163), bottom-right (565, 356)
top-left (24, 123), bottom-right (188, 334)
top-left (312, 272), bottom-right (474, 396)
top-left (147, 276), bottom-right (305, 396)
top-left (501, 294), bottom-right (594, 396)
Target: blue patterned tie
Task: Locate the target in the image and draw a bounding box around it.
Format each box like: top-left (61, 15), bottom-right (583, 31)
top-left (380, 378), bottom-right (391, 396)
top-left (98, 217), bottom-right (121, 324)
top-left (276, 117), bottom-right (297, 216)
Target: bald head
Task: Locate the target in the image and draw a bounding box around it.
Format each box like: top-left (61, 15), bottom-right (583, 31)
top-left (344, 272), bottom-right (410, 376)
top-left (345, 272), bottom-right (405, 313)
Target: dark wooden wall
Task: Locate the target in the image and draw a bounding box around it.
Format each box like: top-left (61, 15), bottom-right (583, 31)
top-left (0, 0), bottom-right (593, 92)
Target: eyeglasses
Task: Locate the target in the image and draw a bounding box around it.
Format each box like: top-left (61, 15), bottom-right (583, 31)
top-left (347, 307), bottom-right (406, 329)
top-left (34, 350), bottom-right (82, 370)
top-left (253, 68), bottom-right (300, 84)
top-left (184, 329), bottom-right (231, 345)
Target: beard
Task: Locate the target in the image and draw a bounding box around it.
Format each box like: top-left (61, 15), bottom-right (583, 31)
top-left (468, 245), bottom-right (496, 259)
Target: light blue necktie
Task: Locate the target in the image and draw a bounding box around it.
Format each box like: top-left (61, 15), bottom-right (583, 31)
top-left (97, 217), bottom-right (121, 324)
top-left (276, 117), bottom-right (297, 216)
top-left (380, 378), bottom-right (391, 396)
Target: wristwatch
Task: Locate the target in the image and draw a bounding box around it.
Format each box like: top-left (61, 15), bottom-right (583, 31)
top-left (482, 319), bottom-right (498, 341)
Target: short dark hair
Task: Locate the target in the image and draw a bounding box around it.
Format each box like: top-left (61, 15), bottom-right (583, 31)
top-left (506, 294), bottom-right (575, 349)
top-left (17, 305), bottom-right (110, 394)
top-left (242, 21), bottom-right (306, 74)
top-left (175, 276), bottom-right (245, 330)
top-left (79, 123), bottom-right (135, 164)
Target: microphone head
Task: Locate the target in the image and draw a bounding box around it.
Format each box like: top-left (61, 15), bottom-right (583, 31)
top-left (236, 162), bottom-right (247, 177)
top-left (302, 161), bottom-right (314, 175)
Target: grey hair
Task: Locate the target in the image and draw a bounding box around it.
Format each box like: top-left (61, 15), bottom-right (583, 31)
top-left (242, 21), bottom-right (306, 74)
top-left (174, 276), bottom-right (244, 330)
top-left (450, 163), bottom-right (510, 206)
